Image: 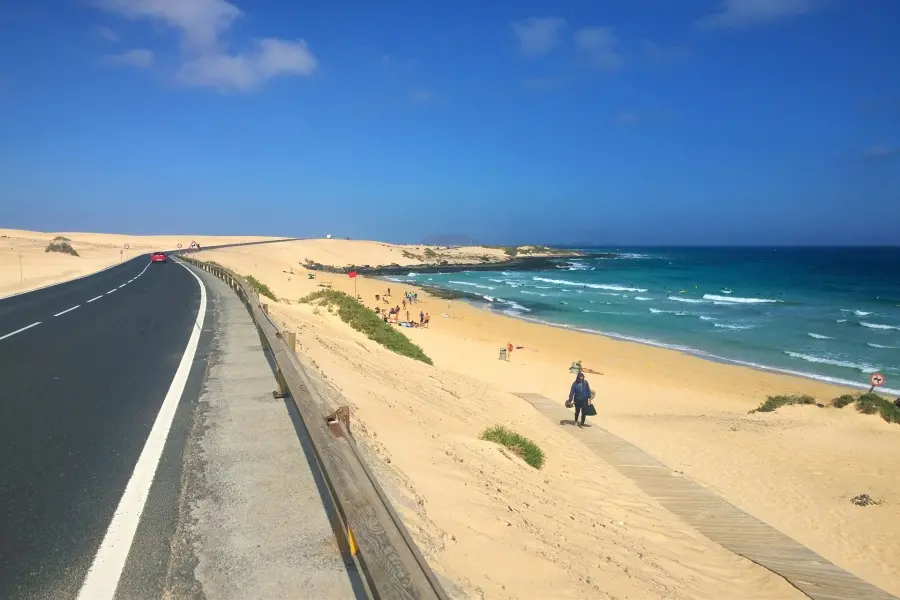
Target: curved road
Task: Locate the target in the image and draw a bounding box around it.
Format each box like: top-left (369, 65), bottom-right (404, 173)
top-left (0, 255), bottom-right (206, 600)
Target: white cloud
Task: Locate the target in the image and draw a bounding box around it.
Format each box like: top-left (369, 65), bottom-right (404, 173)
top-left (511, 17), bottom-right (567, 56)
top-left (697, 0), bottom-right (825, 30)
top-left (92, 0), bottom-right (317, 91)
top-left (107, 48), bottom-right (154, 68)
top-left (96, 26), bottom-right (120, 42)
top-left (574, 27), bottom-right (622, 71)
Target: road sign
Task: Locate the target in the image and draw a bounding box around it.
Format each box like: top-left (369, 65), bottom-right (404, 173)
top-left (177, 243), bottom-right (183, 249)
top-left (124, 243), bottom-right (130, 249)
top-left (189, 240), bottom-right (198, 249)
top-left (870, 372), bottom-right (885, 387)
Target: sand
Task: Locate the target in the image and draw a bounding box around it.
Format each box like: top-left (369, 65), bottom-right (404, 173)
top-left (0, 229), bottom-right (279, 297)
top-left (197, 240), bottom-right (900, 599)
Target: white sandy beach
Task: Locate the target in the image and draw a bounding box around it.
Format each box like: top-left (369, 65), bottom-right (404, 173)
top-left (195, 239), bottom-right (900, 599)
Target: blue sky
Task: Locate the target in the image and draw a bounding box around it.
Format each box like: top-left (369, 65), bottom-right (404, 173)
top-left (1, 0), bottom-right (898, 245)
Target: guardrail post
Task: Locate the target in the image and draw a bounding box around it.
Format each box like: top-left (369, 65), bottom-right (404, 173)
top-left (261, 303), bottom-right (269, 315)
top-left (284, 330), bottom-right (296, 353)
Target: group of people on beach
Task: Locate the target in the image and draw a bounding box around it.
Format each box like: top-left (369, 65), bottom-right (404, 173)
top-left (375, 288), bottom-right (430, 328)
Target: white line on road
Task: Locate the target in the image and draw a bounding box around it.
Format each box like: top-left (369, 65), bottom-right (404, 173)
top-left (118, 284), bottom-right (127, 288)
top-left (0, 321), bottom-right (42, 341)
top-left (87, 295), bottom-right (103, 303)
top-left (77, 260), bottom-right (207, 600)
top-left (106, 289), bottom-right (116, 295)
top-left (53, 305), bottom-right (80, 317)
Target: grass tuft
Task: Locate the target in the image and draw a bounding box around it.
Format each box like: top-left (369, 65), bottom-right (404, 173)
top-left (480, 425), bottom-right (545, 469)
top-left (299, 290), bottom-right (432, 364)
top-left (52, 236), bottom-right (71, 242)
top-left (831, 394), bottom-right (858, 409)
top-left (243, 274), bottom-right (276, 301)
top-left (752, 394), bottom-right (816, 413)
top-left (45, 241), bottom-right (79, 256)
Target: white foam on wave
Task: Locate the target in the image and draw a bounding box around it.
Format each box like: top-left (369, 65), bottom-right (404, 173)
top-left (699, 315), bottom-right (716, 321)
top-left (449, 280), bottom-right (495, 290)
top-left (668, 296), bottom-right (706, 304)
top-left (407, 272), bottom-right (417, 277)
top-left (868, 343), bottom-right (896, 349)
top-left (861, 322), bottom-right (900, 330)
top-left (520, 290), bottom-right (547, 297)
top-left (784, 351), bottom-right (878, 373)
top-left (505, 315), bottom-right (900, 395)
top-left (482, 295), bottom-right (494, 302)
top-left (714, 323), bottom-right (755, 330)
top-left (808, 333), bottom-right (832, 339)
top-left (703, 294), bottom-right (780, 304)
top-left (533, 277), bottom-right (647, 292)
top-left (836, 319), bottom-right (848, 323)
top-left (649, 308), bottom-right (690, 316)
top-left (487, 278), bottom-right (503, 283)
top-left (854, 310), bottom-right (872, 316)
top-left (633, 296), bottom-right (652, 301)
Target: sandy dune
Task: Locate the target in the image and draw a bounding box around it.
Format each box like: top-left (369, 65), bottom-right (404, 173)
top-left (197, 241), bottom-right (900, 598)
top-left (0, 229), bottom-right (279, 297)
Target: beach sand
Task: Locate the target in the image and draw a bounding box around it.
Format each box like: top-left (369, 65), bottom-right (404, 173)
top-left (197, 240), bottom-right (900, 599)
top-left (0, 229), bottom-right (278, 297)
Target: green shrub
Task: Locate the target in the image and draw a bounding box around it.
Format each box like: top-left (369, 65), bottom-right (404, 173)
top-left (45, 241), bottom-right (78, 256)
top-left (831, 394), bottom-right (857, 408)
top-left (855, 393), bottom-right (900, 424)
top-left (243, 274), bottom-right (276, 301)
top-left (423, 248), bottom-right (438, 259)
top-left (52, 236), bottom-right (71, 242)
top-left (752, 394), bottom-right (816, 413)
top-left (480, 426), bottom-right (545, 469)
top-left (299, 290), bottom-right (432, 365)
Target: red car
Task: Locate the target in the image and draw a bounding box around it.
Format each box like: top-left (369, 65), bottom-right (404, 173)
top-left (151, 252), bottom-right (167, 263)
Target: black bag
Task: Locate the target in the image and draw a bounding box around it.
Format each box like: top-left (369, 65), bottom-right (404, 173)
top-left (584, 403), bottom-right (597, 417)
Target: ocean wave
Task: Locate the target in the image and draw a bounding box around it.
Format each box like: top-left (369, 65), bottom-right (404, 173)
top-left (860, 322), bottom-right (900, 331)
top-left (633, 296), bottom-right (652, 301)
top-left (565, 261), bottom-right (591, 271)
top-left (668, 296), bottom-right (706, 304)
top-left (808, 333), bottom-right (832, 339)
top-left (449, 281), bottom-right (495, 290)
top-left (487, 278), bottom-right (503, 283)
top-left (855, 310), bottom-right (872, 316)
top-left (482, 295), bottom-right (495, 302)
top-left (501, 300), bottom-right (530, 312)
top-left (649, 308), bottom-right (690, 316)
top-left (508, 315), bottom-right (900, 395)
top-left (836, 319), bottom-right (848, 323)
top-left (784, 351), bottom-right (877, 373)
top-left (698, 315), bottom-right (716, 321)
top-left (703, 294), bottom-right (780, 304)
top-left (407, 272), bottom-right (417, 277)
top-left (714, 323), bottom-right (755, 330)
top-left (520, 290), bottom-right (547, 297)
top-left (867, 342), bottom-right (896, 349)
top-left (532, 277), bottom-right (647, 292)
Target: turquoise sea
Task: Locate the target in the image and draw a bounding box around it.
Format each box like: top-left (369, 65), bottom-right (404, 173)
top-left (391, 247), bottom-right (900, 395)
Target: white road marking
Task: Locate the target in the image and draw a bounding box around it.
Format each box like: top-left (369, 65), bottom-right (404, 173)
top-left (0, 259), bottom-right (134, 301)
top-left (76, 259), bottom-right (207, 600)
top-left (0, 321), bottom-right (42, 341)
top-left (87, 295), bottom-right (103, 303)
top-left (118, 284), bottom-right (127, 288)
top-left (106, 289), bottom-right (116, 295)
top-left (53, 305), bottom-right (80, 317)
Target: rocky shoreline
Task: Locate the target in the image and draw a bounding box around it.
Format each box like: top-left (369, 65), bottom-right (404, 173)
top-left (302, 251), bottom-right (617, 276)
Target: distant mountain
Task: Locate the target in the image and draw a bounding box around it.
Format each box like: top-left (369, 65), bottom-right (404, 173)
top-left (422, 234), bottom-right (479, 246)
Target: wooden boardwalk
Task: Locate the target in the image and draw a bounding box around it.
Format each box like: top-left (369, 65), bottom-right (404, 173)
top-left (516, 393), bottom-right (897, 600)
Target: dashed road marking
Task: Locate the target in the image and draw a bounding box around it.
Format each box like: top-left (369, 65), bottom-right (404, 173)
top-left (53, 305), bottom-right (80, 317)
top-left (87, 295), bottom-right (103, 303)
top-left (0, 322), bottom-right (42, 341)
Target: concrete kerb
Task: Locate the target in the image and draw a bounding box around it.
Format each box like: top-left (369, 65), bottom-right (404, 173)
top-left (178, 255), bottom-right (448, 600)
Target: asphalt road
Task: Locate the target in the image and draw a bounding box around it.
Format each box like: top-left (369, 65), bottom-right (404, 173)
top-left (0, 255), bottom-right (205, 600)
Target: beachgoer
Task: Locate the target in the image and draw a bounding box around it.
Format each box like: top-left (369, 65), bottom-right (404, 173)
top-left (568, 372), bottom-right (592, 428)
top-left (403, 299), bottom-right (407, 310)
top-left (376, 294), bottom-right (380, 302)
top-left (420, 311), bottom-right (424, 324)
top-left (406, 310), bottom-right (410, 322)
top-left (507, 342), bottom-right (513, 361)
top-left (425, 313), bottom-right (430, 328)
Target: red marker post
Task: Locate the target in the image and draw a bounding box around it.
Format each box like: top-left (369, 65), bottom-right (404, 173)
top-left (348, 270), bottom-right (357, 298)
top-left (869, 372), bottom-right (885, 394)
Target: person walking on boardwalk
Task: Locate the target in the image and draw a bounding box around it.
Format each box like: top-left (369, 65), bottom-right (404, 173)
top-left (568, 371), bottom-right (592, 428)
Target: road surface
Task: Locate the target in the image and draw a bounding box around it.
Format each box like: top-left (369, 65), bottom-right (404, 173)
top-left (0, 255), bottom-right (208, 600)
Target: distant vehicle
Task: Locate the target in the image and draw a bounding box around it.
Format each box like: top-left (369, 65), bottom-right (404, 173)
top-left (151, 252), bottom-right (167, 263)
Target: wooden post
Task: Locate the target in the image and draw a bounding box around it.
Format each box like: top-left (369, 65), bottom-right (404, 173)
top-left (285, 330), bottom-right (296, 353)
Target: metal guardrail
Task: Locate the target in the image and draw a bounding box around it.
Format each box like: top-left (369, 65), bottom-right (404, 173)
top-left (178, 254), bottom-right (449, 600)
